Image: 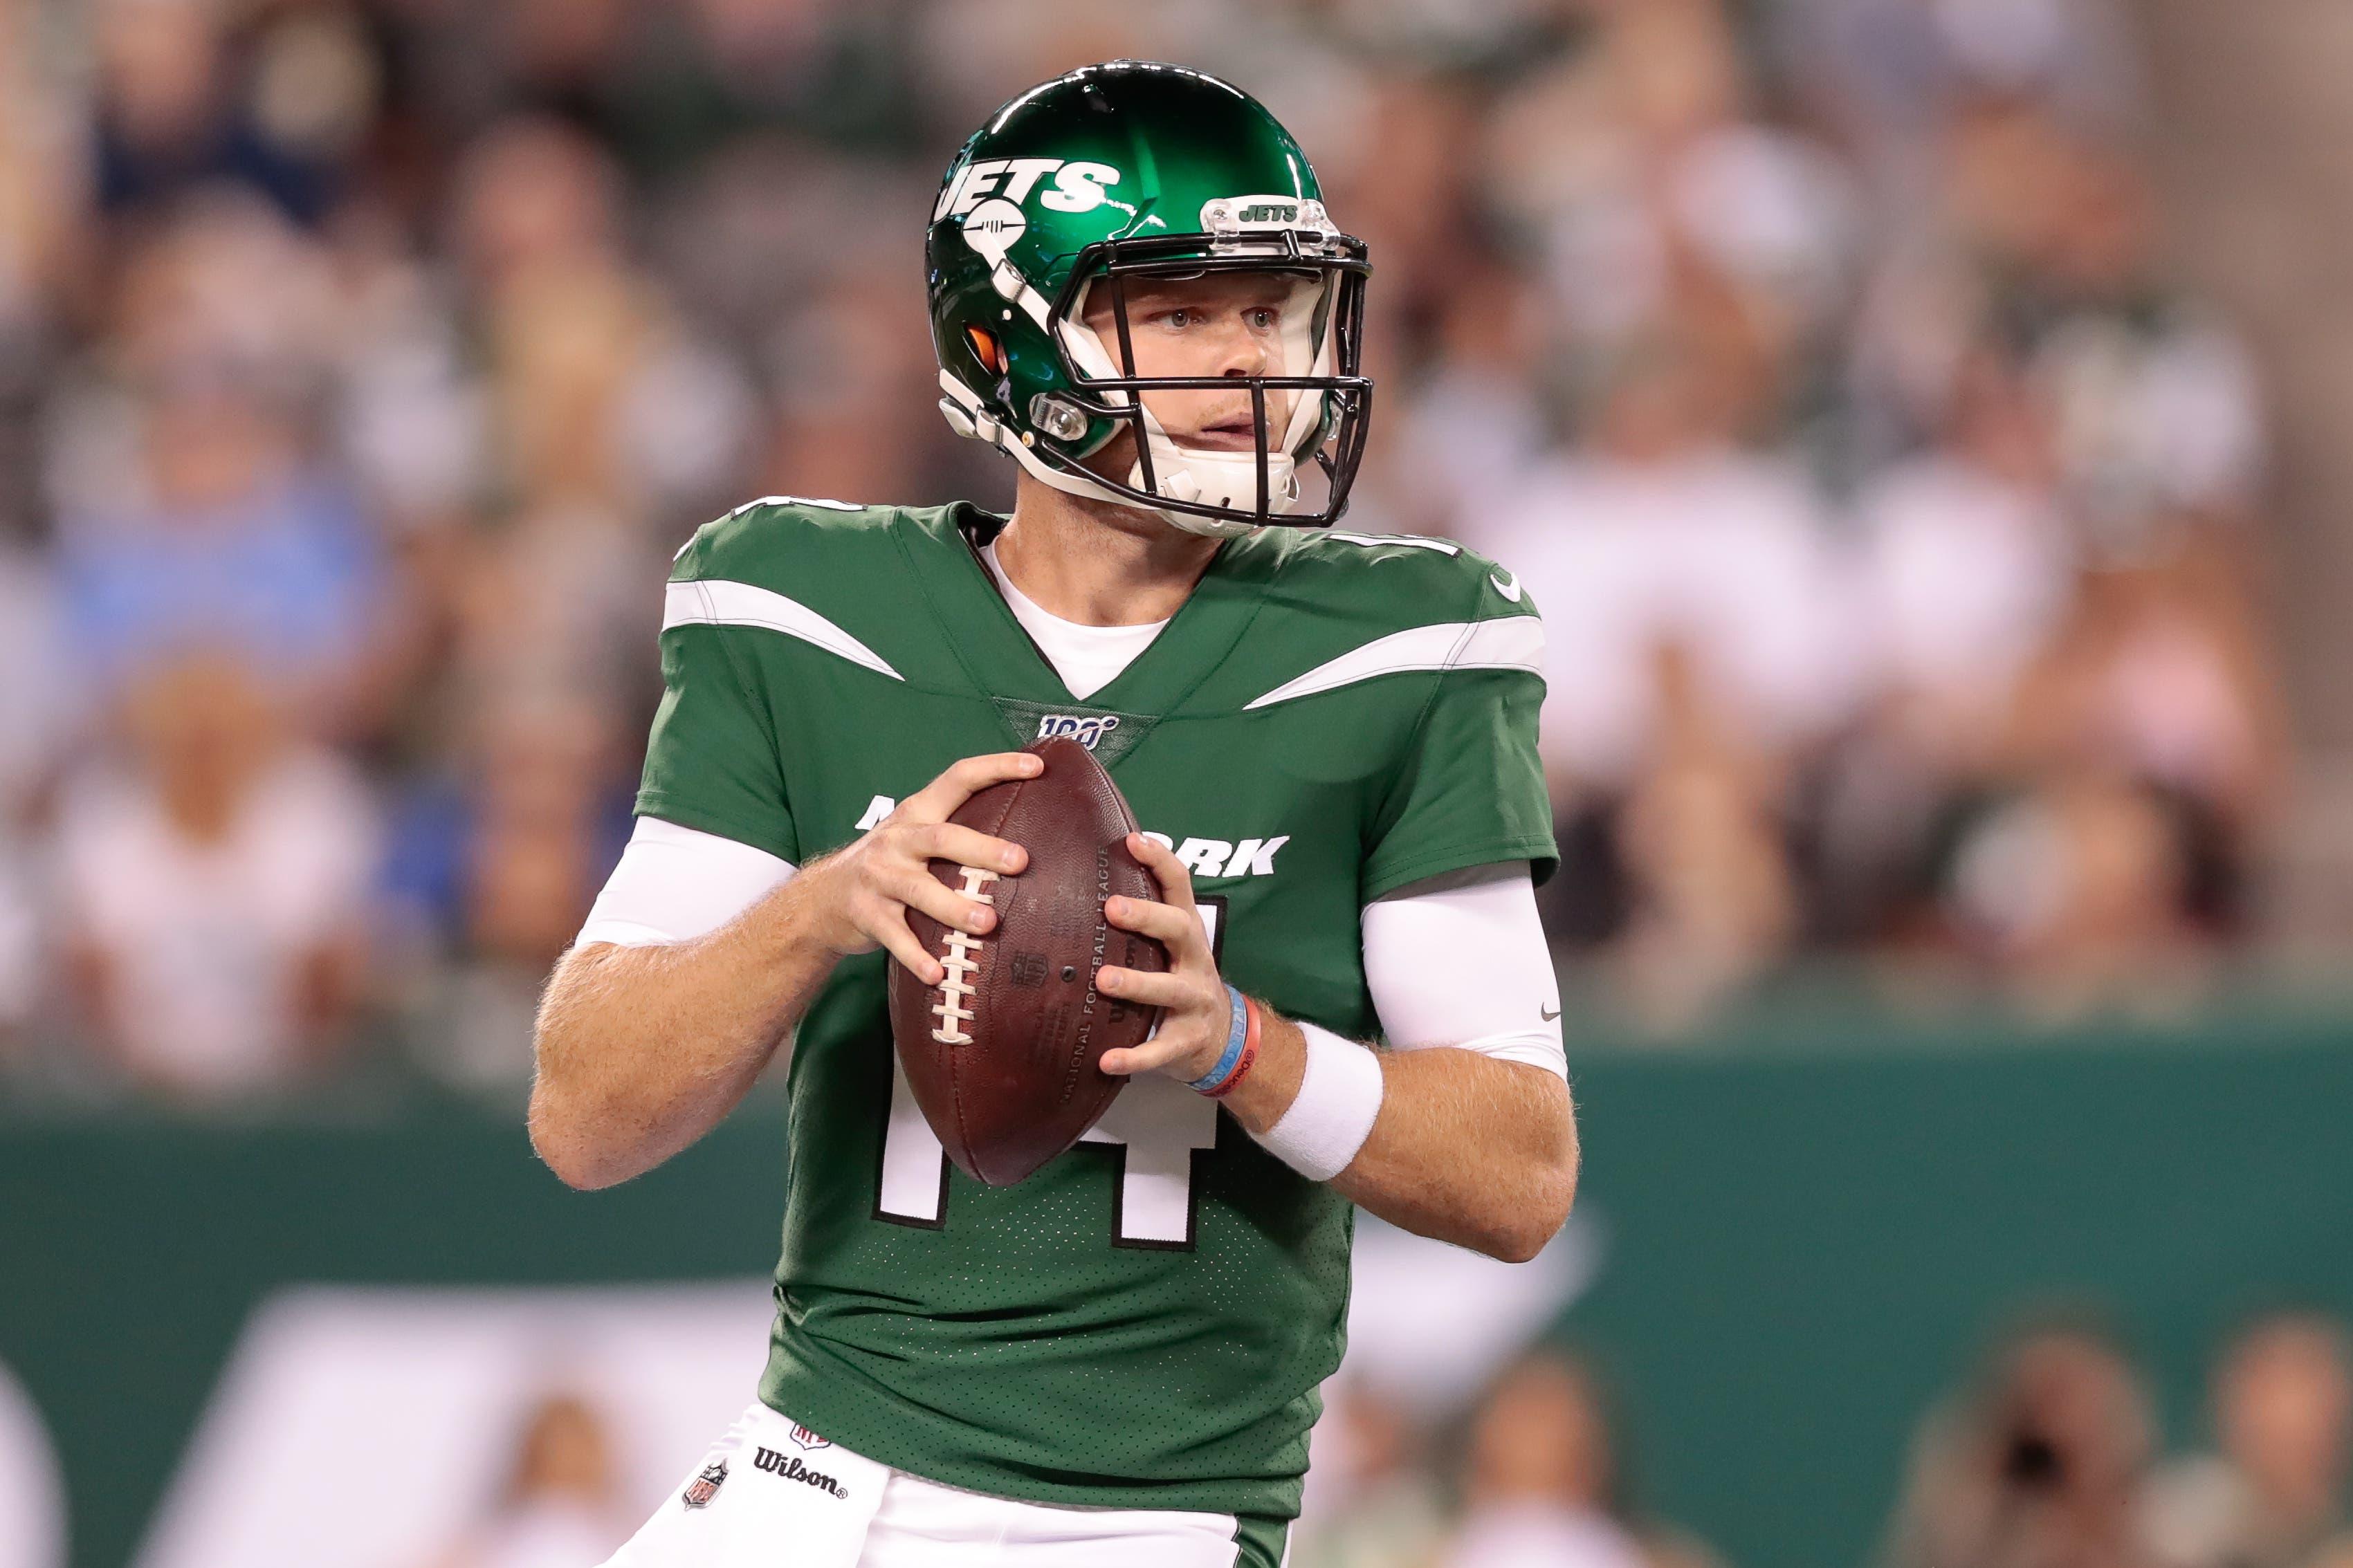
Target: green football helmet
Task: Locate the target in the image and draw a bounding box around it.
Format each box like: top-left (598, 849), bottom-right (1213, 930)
top-left (926, 60), bottom-right (1373, 539)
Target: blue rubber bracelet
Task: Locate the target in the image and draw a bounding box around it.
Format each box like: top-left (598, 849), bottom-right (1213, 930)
top-left (1186, 985), bottom-right (1250, 1094)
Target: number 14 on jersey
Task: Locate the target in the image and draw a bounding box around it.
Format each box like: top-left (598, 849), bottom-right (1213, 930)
top-left (876, 899), bottom-right (1225, 1248)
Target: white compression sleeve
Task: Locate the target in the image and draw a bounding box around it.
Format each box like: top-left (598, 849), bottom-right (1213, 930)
top-left (1359, 862), bottom-right (1565, 1078)
top-left (575, 817), bottom-right (796, 948)
top-left (1250, 862), bottom-right (1562, 1183)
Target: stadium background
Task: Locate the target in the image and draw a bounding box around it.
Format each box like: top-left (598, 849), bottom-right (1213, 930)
top-left (3, 1), bottom-right (2352, 1566)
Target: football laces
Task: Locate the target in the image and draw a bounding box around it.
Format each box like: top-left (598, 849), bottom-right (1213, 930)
top-left (930, 865), bottom-right (1000, 1046)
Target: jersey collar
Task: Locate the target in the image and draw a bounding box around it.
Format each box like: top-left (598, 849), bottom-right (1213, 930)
top-left (896, 503), bottom-right (1281, 723)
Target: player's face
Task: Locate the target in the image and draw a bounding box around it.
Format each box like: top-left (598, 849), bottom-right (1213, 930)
top-left (1080, 269), bottom-right (1311, 453)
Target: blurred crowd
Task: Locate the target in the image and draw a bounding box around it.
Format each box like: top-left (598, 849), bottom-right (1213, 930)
top-left (1881, 1309), bottom-right (2353, 1568)
top-left (1284, 1308), bottom-right (2353, 1568)
top-left (382, 1307), bottom-right (2353, 1568)
top-left (0, 0), bottom-right (2287, 1101)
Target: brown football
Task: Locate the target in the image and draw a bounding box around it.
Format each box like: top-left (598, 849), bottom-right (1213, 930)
top-left (886, 736), bottom-right (1169, 1187)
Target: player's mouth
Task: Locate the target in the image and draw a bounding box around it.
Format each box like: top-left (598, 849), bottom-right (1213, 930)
top-left (1184, 414), bottom-right (1263, 452)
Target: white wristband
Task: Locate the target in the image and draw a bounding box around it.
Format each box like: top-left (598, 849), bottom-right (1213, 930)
top-left (1252, 1022), bottom-right (1384, 1182)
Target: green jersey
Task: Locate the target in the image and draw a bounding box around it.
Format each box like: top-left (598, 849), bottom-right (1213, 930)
top-left (637, 498), bottom-right (1554, 1522)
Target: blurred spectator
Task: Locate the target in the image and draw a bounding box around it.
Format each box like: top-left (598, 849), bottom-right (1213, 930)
top-left (385, 694), bottom-right (632, 971)
top-left (1919, 539), bottom-right (2287, 1015)
top-left (1939, 760), bottom-right (2210, 1020)
top-left (91, 0), bottom-right (349, 227)
top-left (1855, 347), bottom-right (2076, 766)
top-left (1380, 252), bottom-right (1553, 534)
top-left (1444, 1350), bottom-right (1723, 1568)
top-left (1998, 146), bottom-right (2262, 562)
top-left (1806, 347), bottom-right (2076, 948)
top-left (53, 650), bottom-right (379, 1099)
top-left (0, 546), bottom-right (64, 1044)
top-left (422, 1390), bottom-right (628, 1568)
top-left (2147, 1312), bottom-right (2353, 1568)
top-left (0, 0), bottom-right (78, 394)
top-left (1483, 0), bottom-right (1860, 372)
top-left (53, 367), bottom-right (391, 732)
top-left (2008, 554), bottom-right (2282, 836)
top-left (383, 693), bottom-right (633, 1087)
top-left (1293, 1380), bottom-right (1449, 1568)
top-left (1881, 1318), bottom-right (2166, 1568)
top-left (447, 117), bottom-right (753, 715)
top-left (1471, 329), bottom-right (1853, 800)
top-left (1604, 643), bottom-right (1800, 1033)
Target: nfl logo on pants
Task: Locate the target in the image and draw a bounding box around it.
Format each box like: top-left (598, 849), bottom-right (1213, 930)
top-left (682, 1458), bottom-right (728, 1508)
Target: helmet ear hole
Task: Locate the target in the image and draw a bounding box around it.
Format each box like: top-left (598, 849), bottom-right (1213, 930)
top-left (965, 326), bottom-right (1009, 377)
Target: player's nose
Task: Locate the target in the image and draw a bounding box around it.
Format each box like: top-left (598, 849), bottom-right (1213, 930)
top-left (1213, 318), bottom-right (1270, 379)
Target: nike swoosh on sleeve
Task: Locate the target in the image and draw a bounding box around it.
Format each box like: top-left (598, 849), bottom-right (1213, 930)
top-left (1490, 570), bottom-right (1522, 602)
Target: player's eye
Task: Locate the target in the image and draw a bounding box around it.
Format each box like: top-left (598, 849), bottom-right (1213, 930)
top-left (1246, 306), bottom-right (1281, 332)
top-left (1148, 306), bottom-right (1195, 330)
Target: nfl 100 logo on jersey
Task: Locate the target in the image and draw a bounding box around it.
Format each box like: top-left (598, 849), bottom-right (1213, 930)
top-left (1034, 712), bottom-right (1120, 750)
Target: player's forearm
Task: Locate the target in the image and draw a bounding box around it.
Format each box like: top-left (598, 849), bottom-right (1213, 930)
top-left (1220, 1011), bottom-right (1576, 1260)
top-left (529, 871), bottom-right (845, 1190)
top-left (1332, 1046), bottom-right (1577, 1261)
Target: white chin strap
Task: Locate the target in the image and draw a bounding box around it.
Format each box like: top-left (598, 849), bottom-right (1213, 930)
top-left (1124, 425), bottom-right (1301, 539)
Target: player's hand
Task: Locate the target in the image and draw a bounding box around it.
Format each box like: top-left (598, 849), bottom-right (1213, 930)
top-left (1095, 832), bottom-right (1232, 1083)
top-left (801, 751), bottom-right (1038, 982)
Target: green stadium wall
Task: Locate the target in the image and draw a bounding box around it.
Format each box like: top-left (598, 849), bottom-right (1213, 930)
top-left (5, 1008), bottom-right (2350, 1568)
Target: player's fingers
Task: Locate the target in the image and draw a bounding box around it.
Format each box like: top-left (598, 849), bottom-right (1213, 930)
top-left (1104, 892), bottom-right (1208, 961)
top-left (901, 750), bottom-right (1043, 822)
top-left (1099, 1035), bottom-right (1205, 1077)
top-left (863, 905), bottom-right (944, 986)
top-left (907, 822), bottom-right (1027, 876)
top-left (1124, 832), bottom-right (1199, 912)
top-left (886, 867), bottom-right (996, 937)
top-left (1095, 965), bottom-right (1193, 1008)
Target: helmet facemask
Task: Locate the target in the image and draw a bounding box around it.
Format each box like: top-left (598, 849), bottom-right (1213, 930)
top-left (1042, 221), bottom-right (1373, 539)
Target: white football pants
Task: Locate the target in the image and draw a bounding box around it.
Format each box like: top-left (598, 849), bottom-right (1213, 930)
top-left (603, 1403), bottom-right (1288, 1568)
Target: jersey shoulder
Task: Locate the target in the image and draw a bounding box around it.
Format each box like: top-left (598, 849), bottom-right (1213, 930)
top-left (1258, 528), bottom-right (1538, 630)
top-left (670, 495), bottom-right (937, 593)
top-left (1191, 527), bottom-right (1544, 719)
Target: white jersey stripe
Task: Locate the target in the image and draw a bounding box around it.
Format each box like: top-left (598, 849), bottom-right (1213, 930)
top-left (1241, 615), bottom-right (1545, 710)
top-left (662, 578), bottom-right (904, 682)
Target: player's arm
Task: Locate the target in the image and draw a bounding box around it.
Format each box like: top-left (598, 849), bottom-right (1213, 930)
top-left (529, 754), bottom-right (1038, 1190)
top-left (1097, 842), bottom-right (1576, 1263)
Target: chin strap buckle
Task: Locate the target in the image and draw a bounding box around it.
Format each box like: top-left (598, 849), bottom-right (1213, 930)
top-left (937, 397), bottom-right (1000, 445)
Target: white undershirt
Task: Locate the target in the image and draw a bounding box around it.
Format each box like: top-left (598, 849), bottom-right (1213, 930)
top-left (578, 819), bottom-right (1565, 1077)
top-left (978, 538), bottom-right (1169, 702)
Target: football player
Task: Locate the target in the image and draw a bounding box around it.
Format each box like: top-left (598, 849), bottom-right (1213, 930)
top-left (532, 60), bottom-right (1576, 1568)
